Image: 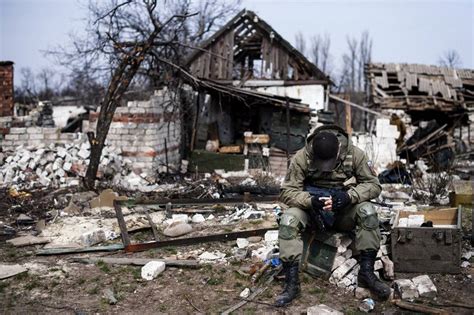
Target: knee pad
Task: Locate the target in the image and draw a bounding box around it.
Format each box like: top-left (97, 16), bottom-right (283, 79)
top-left (357, 203), bottom-right (379, 230)
top-left (279, 214), bottom-right (301, 240)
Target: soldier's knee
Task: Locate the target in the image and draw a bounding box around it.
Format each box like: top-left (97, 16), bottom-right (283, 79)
top-left (356, 202), bottom-right (379, 231)
top-left (279, 213), bottom-right (302, 240)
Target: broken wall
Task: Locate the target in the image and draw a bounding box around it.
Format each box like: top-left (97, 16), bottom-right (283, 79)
top-left (352, 118), bottom-right (399, 170)
top-left (86, 89), bottom-right (181, 173)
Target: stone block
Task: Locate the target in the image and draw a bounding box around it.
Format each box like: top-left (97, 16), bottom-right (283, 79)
top-left (141, 261), bottom-right (165, 280)
top-left (163, 222), bottom-right (193, 237)
top-left (394, 279), bottom-right (419, 300)
top-left (191, 214), bottom-right (205, 223)
top-left (381, 255), bottom-right (394, 280)
top-left (80, 229), bottom-right (106, 246)
top-left (412, 275), bottom-right (437, 298)
top-left (331, 258), bottom-right (357, 282)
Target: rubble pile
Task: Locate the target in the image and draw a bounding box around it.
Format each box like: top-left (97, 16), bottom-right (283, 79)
top-left (0, 140), bottom-right (118, 189)
top-left (327, 235), bottom-right (394, 295)
top-left (0, 140), bottom-right (173, 191)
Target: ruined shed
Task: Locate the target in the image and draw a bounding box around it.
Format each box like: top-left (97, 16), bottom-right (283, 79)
top-left (365, 63), bottom-right (473, 126)
top-left (186, 9), bottom-right (331, 111)
top-left (184, 10), bottom-right (331, 175)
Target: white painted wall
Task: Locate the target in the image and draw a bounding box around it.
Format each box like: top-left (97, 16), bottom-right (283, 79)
top-left (254, 84), bottom-right (326, 111)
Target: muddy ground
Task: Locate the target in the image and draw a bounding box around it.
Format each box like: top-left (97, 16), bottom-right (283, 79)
top-left (0, 188), bottom-right (473, 314)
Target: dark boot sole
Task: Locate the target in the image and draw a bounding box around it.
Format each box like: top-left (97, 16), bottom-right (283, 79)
top-left (275, 291), bottom-right (301, 307)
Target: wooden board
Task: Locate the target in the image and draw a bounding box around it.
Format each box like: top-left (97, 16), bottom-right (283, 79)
top-left (219, 145), bottom-right (241, 154)
top-left (244, 134), bottom-right (270, 144)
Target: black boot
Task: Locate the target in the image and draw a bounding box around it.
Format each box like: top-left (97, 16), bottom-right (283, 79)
top-left (358, 250), bottom-right (391, 300)
top-left (275, 262), bottom-right (301, 307)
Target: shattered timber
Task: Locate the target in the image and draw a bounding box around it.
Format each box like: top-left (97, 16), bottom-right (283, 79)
top-left (1, 5), bottom-right (474, 315)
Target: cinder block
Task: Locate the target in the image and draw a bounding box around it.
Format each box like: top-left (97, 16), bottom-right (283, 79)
top-left (412, 275), bottom-right (437, 298)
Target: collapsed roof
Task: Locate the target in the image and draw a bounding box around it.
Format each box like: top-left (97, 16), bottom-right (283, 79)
top-left (366, 63), bottom-right (474, 112)
top-left (186, 9), bottom-right (330, 84)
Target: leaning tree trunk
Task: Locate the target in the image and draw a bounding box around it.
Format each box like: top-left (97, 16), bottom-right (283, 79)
top-left (84, 34), bottom-right (158, 190)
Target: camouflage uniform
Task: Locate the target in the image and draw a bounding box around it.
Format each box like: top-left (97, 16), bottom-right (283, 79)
top-left (279, 125), bottom-right (382, 263)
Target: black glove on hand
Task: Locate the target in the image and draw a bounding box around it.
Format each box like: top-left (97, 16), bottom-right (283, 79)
top-left (332, 191), bottom-right (351, 210)
top-left (311, 196), bottom-right (325, 211)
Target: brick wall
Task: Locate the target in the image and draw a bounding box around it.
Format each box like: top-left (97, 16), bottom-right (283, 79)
top-left (0, 61), bottom-right (14, 142)
top-left (1, 127), bottom-right (83, 151)
top-left (87, 88), bottom-right (182, 173)
top-left (0, 61), bottom-right (14, 117)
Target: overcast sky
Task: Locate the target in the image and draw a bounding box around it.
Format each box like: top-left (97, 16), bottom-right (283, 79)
top-left (0, 0), bottom-right (472, 84)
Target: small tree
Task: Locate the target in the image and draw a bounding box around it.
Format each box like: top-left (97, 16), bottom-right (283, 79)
top-left (438, 50), bottom-right (462, 68)
top-left (49, 0), bottom-right (241, 190)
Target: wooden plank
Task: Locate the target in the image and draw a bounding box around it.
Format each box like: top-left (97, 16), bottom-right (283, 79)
top-left (244, 134), bottom-right (270, 144)
top-left (393, 300), bottom-right (449, 315)
top-left (70, 256), bottom-right (200, 269)
top-left (219, 145), bottom-right (242, 153)
top-left (37, 244), bottom-right (125, 256)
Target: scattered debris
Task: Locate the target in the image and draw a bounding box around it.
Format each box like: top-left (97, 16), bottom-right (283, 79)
top-left (141, 261), bottom-right (166, 280)
top-left (359, 298), bottom-right (375, 313)
top-left (103, 288), bottom-right (118, 305)
top-left (307, 304), bottom-right (344, 315)
top-left (0, 264), bottom-right (28, 279)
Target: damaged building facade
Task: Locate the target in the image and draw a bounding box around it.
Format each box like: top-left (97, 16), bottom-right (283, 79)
top-left (184, 10), bottom-right (331, 176)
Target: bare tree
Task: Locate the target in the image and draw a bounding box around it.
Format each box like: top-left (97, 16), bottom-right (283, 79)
top-left (310, 33), bottom-right (332, 75)
top-left (49, 0), bottom-right (241, 189)
top-left (358, 31), bottom-right (372, 92)
top-left (438, 50), bottom-right (462, 68)
top-left (338, 31), bottom-right (372, 94)
top-left (295, 31), bottom-right (306, 56)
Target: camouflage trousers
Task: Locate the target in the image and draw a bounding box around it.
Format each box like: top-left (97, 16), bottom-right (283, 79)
top-left (278, 202), bottom-right (381, 263)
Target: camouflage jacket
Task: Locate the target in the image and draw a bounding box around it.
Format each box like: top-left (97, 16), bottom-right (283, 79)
top-left (280, 125), bottom-right (382, 210)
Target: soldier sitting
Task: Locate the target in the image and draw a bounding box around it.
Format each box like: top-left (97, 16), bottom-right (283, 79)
top-left (275, 125), bottom-right (391, 307)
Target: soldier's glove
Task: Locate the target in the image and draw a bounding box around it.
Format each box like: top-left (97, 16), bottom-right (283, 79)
top-left (332, 191), bottom-right (351, 211)
top-left (311, 196), bottom-right (325, 211)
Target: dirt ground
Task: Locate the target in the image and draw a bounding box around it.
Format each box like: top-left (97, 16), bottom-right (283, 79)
top-left (1, 191), bottom-right (473, 314)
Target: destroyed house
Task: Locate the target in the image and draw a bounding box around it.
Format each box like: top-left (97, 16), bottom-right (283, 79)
top-left (365, 63), bottom-right (473, 126)
top-left (184, 9), bottom-right (331, 174)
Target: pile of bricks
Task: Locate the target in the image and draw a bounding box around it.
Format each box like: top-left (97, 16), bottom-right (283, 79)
top-left (324, 233), bottom-right (394, 296)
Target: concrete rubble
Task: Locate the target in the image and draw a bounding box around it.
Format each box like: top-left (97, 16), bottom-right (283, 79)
top-left (141, 261), bottom-right (166, 280)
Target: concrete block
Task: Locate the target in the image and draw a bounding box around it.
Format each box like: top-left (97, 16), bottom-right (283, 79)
top-left (191, 214), bottom-right (205, 223)
top-left (170, 214), bottom-right (189, 224)
top-left (381, 255), bottom-right (394, 280)
top-left (264, 230), bottom-right (279, 244)
top-left (331, 256), bottom-right (347, 271)
top-left (331, 258), bottom-right (357, 282)
top-left (80, 229), bottom-right (106, 246)
top-left (374, 259), bottom-right (383, 271)
top-left (394, 279), bottom-right (419, 300)
top-left (251, 246), bottom-right (275, 261)
top-left (412, 275), bottom-right (437, 298)
top-left (141, 261), bottom-right (165, 280)
top-left (236, 238), bottom-right (249, 249)
top-left (307, 304), bottom-right (343, 315)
